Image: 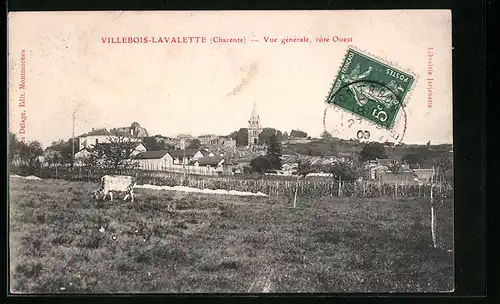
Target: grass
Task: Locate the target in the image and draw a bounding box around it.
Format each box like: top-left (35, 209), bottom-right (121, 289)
top-left (9, 177), bottom-right (454, 293)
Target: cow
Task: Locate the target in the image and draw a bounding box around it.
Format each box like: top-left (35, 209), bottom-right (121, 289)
top-left (94, 175), bottom-right (136, 202)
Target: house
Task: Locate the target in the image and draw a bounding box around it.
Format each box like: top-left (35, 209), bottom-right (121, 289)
top-left (412, 168), bottom-right (436, 183)
top-left (189, 156), bottom-right (225, 168)
top-left (375, 158), bottom-right (395, 167)
top-left (176, 134), bottom-right (193, 140)
top-left (199, 134), bottom-right (220, 146)
top-left (168, 149), bottom-right (205, 165)
top-left (74, 147), bottom-right (97, 167)
top-left (367, 164), bottom-right (389, 180)
top-left (217, 137), bottom-right (236, 148)
top-left (133, 150), bottom-right (174, 171)
top-left (282, 163), bottom-right (298, 171)
top-left (77, 128), bottom-right (137, 151)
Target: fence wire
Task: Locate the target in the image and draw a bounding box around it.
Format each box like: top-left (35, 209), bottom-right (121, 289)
top-left (10, 165), bottom-right (453, 199)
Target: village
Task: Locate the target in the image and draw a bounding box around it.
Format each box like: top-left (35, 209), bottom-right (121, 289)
top-left (10, 102), bottom-right (449, 186)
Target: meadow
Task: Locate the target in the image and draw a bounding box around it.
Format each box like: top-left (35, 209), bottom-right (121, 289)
top-left (9, 177), bottom-right (454, 293)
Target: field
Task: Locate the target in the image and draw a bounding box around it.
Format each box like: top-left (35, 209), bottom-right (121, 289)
top-left (9, 177), bottom-right (454, 293)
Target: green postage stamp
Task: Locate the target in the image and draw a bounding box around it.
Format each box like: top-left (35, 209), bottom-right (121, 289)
top-left (326, 48), bottom-right (415, 130)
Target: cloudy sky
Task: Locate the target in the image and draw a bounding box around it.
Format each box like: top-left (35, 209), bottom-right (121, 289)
top-left (8, 10), bottom-right (452, 147)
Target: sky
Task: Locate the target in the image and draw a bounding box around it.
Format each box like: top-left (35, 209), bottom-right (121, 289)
top-left (8, 10), bottom-right (452, 148)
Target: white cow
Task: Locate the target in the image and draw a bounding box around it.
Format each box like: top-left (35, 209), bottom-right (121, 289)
top-left (94, 175), bottom-right (136, 202)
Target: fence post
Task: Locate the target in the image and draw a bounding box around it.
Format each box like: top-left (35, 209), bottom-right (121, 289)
top-left (293, 174), bottom-right (299, 208)
top-left (430, 184), bottom-right (437, 248)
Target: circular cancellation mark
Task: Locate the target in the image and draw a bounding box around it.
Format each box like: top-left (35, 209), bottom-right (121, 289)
top-left (323, 79), bottom-right (408, 144)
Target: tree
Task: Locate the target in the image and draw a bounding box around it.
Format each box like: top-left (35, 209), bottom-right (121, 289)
top-left (228, 131), bottom-right (239, 140)
top-left (44, 148), bottom-right (63, 167)
top-left (187, 138), bottom-right (201, 149)
top-left (97, 134), bottom-right (140, 169)
top-left (235, 128), bottom-right (248, 147)
top-left (266, 133), bottom-right (282, 170)
top-left (434, 153), bottom-right (453, 182)
top-left (8, 132), bottom-right (18, 164)
top-left (297, 160), bottom-right (315, 177)
top-left (290, 129), bottom-right (308, 138)
top-left (401, 153), bottom-right (424, 169)
top-left (328, 161), bottom-right (363, 181)
top-left (80, 150), bottom-right (99, 168)
top-left (258, 128), bottom-right (283, 146)
top-left (283, 131), bottom-right (289, 139)
top-left (321, 130), bottom-right (333, 140)
top-left (163, 142), bottom-right (175, 150)
top-left (250, 155), bottom-right (273, 173)
top-left (27, 141), bottom-right (44, 167)
top-left (46, 139), bottom-right (78, 166)
top-left (388, 161), bottom-right (403, 175)
top-left (17, 140), bottom-right (30, 164)
top-left (143, 137), bottom-right (164, 151)
top-left (358, 142), bottom-right (387, 163)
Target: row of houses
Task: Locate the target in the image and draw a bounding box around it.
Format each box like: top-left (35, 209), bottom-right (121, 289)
top-left (365, 159), bottom-right (435, 183)
top-left (77, 125), bottom-right (237, 152)
top-left (132, 149), bottom-right (226, 170)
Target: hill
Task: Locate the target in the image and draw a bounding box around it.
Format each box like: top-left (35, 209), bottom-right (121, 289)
top-left (285, 138), bottom-right (452, 167)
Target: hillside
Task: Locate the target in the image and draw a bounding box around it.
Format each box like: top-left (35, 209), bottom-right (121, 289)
top-left (285, 138), bottom-right (452, 167)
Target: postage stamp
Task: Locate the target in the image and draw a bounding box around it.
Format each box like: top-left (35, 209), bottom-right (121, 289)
top-left (326, 47), bottom-right (415, 130)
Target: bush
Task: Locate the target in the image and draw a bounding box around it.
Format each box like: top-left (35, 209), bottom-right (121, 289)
top-left (250, 156), bottom-right (273, 174)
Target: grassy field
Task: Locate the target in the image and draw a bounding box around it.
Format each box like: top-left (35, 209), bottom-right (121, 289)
top-left (9, 177), bottom-right (454, 293)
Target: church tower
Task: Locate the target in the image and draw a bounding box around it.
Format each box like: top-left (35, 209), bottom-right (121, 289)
top-left (248, 102), bottom-right (262, 146)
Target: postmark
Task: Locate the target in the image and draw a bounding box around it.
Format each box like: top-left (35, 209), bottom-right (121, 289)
top-left (323, 99), bottom-right (408, 144)
top-left (325, 47), bottom-right (415, 130)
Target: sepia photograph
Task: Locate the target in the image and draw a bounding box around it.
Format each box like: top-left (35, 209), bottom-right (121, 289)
top-left (8, 10), bottom-right (453, 293)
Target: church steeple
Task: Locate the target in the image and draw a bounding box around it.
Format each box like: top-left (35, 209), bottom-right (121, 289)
top-left (248, 102), bottom-right (262, 147)
top-left (250, 102), bottom-right (258, 120)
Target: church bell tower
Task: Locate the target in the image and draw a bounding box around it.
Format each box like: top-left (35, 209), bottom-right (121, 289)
top-left (248, 102), bottom-right (262, 147)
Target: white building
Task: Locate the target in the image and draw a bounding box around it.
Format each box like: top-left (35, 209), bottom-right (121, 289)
top-left (77, 128), bottom-right (138, 151)
top-left (168, 149), bottom-right (207, 165)
top-left (133, 150), bottom-right (174, 171)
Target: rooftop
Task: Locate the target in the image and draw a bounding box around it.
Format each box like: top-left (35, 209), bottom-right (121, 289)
top-left (195, 156), bottom-right (224, 166)
top-left (133, 150), bottom-right (170, 159)
top-left (77, 128), bottom-right (136, 138)
top-left (168, 149), bottom-right (202, 157)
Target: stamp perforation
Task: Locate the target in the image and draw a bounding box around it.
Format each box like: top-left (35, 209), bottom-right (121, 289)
top-left (344, 45), bottom-right (419, 113)
top-left (323, 45), bottom-right (416, 142)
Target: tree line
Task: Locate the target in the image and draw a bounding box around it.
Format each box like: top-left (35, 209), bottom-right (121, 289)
top-left (228, 128), bottom-right (309, 147)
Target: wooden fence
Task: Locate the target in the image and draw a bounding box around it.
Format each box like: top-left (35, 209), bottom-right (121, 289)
top-left (10, 165), bottom-right (452, 199)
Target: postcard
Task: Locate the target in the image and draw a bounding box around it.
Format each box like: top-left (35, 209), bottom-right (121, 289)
top-left (8, 10), bottom-right (453, 293)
